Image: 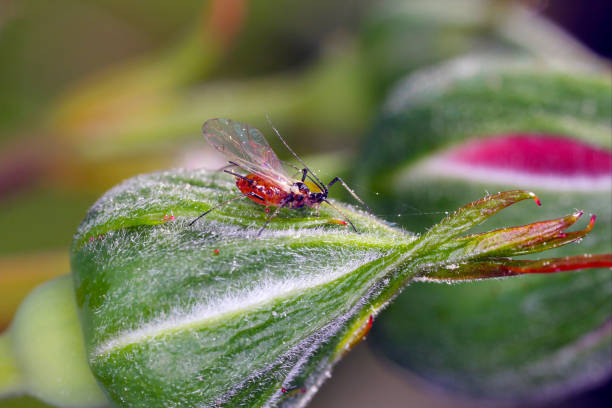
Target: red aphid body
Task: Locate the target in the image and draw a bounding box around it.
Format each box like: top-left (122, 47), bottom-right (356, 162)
top-left (236, 174), bottom-right (288, 207)
top-left (236, 173), bottom-right (324, 209)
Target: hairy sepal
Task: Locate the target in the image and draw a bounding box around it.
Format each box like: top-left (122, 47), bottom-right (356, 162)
top-left (71, 170), bottom-right (605, 407)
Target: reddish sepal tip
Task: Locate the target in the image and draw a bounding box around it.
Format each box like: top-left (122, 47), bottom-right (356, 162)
top-left (281, 388), bottom-right (287, 394)
top-left (213, 249), bottom-right (220, 255)
top-left (533, 195), bottom-right (542, 206)
top-left (328, 218), bottom-right (348, 226)
top-left (588, 214), bottom-right (596, 229)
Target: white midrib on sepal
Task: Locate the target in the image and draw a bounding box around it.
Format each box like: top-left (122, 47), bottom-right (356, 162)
top-left (92, 253), bottom-right (382, 358)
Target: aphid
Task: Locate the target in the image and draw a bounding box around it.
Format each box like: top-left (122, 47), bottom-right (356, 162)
top-left (189, 118), bottom-right (371, 235)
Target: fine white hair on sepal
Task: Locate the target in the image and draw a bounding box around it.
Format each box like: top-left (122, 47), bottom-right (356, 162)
top-left (93, 253), bottom-right (380, 357)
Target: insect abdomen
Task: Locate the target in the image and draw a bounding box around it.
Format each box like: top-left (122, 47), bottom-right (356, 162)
top-left (236, 174), bottom-right (289, 207)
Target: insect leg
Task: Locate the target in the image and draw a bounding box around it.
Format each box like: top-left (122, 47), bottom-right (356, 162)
top-left (322, 199), bottom-right (358, 232)
top-left (326, 177), bottom-right (372, 213)
top-left (279, 158), bottom-right (324, 190)
top-left (224, 169), bottom-right (254, 184)
top-left (214, 162), bottom-right (254, 184)
top-left (257, 199), bottom-right (290, 236)
top-left (299, 168), bottom-right (322, 187)
top-left (188, 192), bottom-right (264, 226)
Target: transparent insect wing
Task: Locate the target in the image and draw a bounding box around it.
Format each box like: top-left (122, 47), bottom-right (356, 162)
top-left (203, 118), bottom-right (291, 184)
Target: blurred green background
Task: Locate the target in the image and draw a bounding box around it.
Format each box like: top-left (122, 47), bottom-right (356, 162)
top-left (0, 0), bottom-right (610, 407)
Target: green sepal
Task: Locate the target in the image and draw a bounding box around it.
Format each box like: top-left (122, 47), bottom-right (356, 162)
top-left (71, 170), bottom-right (606, 407)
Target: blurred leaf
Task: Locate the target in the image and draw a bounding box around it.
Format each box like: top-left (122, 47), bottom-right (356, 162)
top-left (49, 1), bottom-right (245, 143)
top-left (371, 268), bottom-right (612, 402)
top-left (1, 276), bottom-right (108, 408)
top-left (359, 57), bottom-right (611, 236)
top-left (0, 251), bottom-right (68, 329)
top-left (359, 57), bottom-right (610, 187)
top-left (359, 57), bottom-right (612, 401)
top-left (0, 0), bottom-right (205, 133)
top-left (0, 396), bottom-right (55, 408)
top-left (48, 43), bottom-right (374, 162)
top-left (359, 0), bottom-right (509, 95)
top-left (0, 188), bottom-right (97, 255)
top-left (358, 0), bottom-right (606, 99)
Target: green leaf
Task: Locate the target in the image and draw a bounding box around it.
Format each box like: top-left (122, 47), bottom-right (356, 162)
top-left (68, 169), bottom-right (608, 407)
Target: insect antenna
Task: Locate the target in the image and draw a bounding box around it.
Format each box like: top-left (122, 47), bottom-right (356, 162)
top-left (322, 199), bottom-right (357, 232)
top-left (266, 116), bottom-right (327, 192)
